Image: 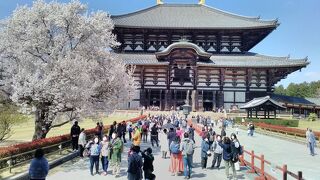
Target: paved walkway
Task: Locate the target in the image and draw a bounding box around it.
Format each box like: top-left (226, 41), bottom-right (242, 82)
top-left (47, 133), bottom-right (250, 180)
top-left (47, 125), bottom-right (320, 180)
top-left (221, 126), bottom-right (320, 180)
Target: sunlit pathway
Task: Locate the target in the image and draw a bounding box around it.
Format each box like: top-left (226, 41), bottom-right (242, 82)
top-left (222, 126), bottom-right (320, 180)
top-left (47, 133), bottom-right (250, 180)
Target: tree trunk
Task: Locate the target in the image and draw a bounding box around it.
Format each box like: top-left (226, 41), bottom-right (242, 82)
top-left (32, 107), bottom-right (50, 140)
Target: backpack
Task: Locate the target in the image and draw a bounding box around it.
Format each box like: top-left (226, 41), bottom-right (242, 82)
top-left (185, 141), bottom-right (194, 155)
top-left (174, 120), bottom-right (179, 127)
top-left (142, 124), bottom-right (148, 132)
top-left (170, 143), bottom-right (180, 154)
top-left (238, 145), bottom-right (243, 155)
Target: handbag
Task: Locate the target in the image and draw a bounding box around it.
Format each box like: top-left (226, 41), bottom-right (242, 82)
top-left (83, 149), bottom-right (90, 157)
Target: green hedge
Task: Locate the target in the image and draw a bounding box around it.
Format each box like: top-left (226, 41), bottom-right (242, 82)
top-left (235, 117), bottom-right (299, 127)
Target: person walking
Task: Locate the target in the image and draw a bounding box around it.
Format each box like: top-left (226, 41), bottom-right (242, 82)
top-left (180, 132), bottom-right (195, 179)
top-left (211, 135), bottom-right (223, 170)
top-left (121, 121), bottom-right (127, 143)
top-left (169, 136), bottom-right (183, 176)
top-left (141, 147), bottom-right (156, 180)
top-left (219, 137), bottom-right (237, 180)
top-left (29, 148), bottom-right (49, 180)
top-left (150, 124), bottom-right (159, 147)
top-left (132, 126), bottom-right (142, 146)
top-left (78, 128), bottom-right (86, 158)
top-left (142, 123), bottom-right (149, 142)
top-left (307, 129), bottom-right (316, 156)
top-left (221, 127), bottom-right (226, 138)
top-left (167, 127), bottom-right (176, 153)
top-left (108, 121), bottom-right (117, 141)
top-left (200, 137), bottom-right (210, 170)
top-left (100, 135), bottom-right (109, 175)
top-left (110, 133), bottom-right (123, 177)
top-left (160, 129), bottom-right (169, 159)
top-left (95, 122), bottom-right (102, 140)
top-left (70, 121), bottom-right (81, 151)
top-left (86, 137), bottom-right (101, 176)
top-left (128, 124), bottom-right (133, 141)
top-left (188, 124), bottom-right (195, 143)
top-left (231, 133), bottom-right (242, 171)
top-left (127, 146), bottom-right (143, 180)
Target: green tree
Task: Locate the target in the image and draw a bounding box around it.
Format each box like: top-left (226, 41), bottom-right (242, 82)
top-left (274, 85), bottom-right (286, 95)
top-left (0, 105), bottom-right (25, 142)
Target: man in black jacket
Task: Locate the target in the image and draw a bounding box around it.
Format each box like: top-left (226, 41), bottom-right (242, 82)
top-left (141, 148), bottom-right (155, 180)
top-left (70, 121), bottom-right (80, 151)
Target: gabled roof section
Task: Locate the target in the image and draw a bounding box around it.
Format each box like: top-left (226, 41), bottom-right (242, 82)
top-left (155, 41), bottom-right (212, 59)
top-left (116, 52), bottom-right (309, 68)
top-left (240, 96), bottom-right (286, 109)
top-left (111, 4), bottom-right (278, 29)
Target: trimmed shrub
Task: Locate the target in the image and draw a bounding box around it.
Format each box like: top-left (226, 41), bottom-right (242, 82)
top-left (235, 117), bottom-right (299, 127)
top-left (0, 115), bottom-right (146, 158)
top-left (308, 113), bottom-right (317, 122)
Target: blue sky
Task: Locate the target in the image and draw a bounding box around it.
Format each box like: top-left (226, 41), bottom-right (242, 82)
top-left (1, 0), bottom-right (319, 87)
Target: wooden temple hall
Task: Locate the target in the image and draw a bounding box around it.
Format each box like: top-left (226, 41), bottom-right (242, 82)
top-left (112, 0), bottom-right (309, 111)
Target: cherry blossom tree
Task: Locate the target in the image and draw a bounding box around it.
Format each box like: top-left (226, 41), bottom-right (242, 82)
top-left (0, 0), bottom-right (136, 140)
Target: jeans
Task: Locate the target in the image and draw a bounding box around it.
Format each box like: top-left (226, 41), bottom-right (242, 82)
top-left (211, 153), bottom-right (222, 168)
top-left (101, 156), bottom-right (109, 172)
top-left (309, 142), bottom-right (315, 155)
top-left (183, 155), bottom-right (192, 177)
top-left (90, 155), bottom-right (99, 175)
top-left (151, 135), bottom-right (159, 147)
top-left (122, 132), bottom-right (127, 143)
top-left (224, 160), bottom-right (236, 179)
top-left (201, 157), bottom-right (207, 169)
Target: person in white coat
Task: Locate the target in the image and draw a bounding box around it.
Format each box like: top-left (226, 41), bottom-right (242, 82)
top-left (159, 129), bottom-right (169, 159)
top-left (78, 128), bottom-right (86, 157)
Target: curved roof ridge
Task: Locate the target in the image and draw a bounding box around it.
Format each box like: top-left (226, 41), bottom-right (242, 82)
top-left (254, 53), bottom-right (308, 61)
top-left (202, 4), bottom-right (277, 24)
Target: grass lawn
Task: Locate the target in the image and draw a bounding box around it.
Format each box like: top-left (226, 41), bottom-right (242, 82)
top-left (297, 120), bottom-right (320, 131)
top-left (4, 111), bottom-right (139, 143)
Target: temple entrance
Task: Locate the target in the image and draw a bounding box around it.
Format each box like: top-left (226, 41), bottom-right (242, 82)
top-left (203, 101), bottom-right (213, 111)
top-left (202, 90), bottom-right (215, 111)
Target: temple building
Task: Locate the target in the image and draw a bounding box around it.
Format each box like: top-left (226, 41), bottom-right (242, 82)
top-left (112, 1), bottom-right (309, 111)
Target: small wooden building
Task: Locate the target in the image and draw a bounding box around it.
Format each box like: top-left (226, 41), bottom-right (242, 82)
top-left (241, 96), bottom-right (286, 118)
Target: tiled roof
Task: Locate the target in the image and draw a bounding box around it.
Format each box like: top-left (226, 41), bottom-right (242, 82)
top-left (111, 4), bottom-right (278, 29)
top-left (240, 96), bottom-right (285, 109)
top-left (271, 94), bottom-right (315, 105)
top-left (305, 98), bottom-right (320, 106)
top-left (116, 52), bottom-right (309, 68)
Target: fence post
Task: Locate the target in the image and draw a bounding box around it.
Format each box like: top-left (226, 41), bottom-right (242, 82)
top-left (261, 154), bottom-right (265, 178)
top-left (8, 157), bottom-right (12, 173)
top-left (283, 164), bottom-right (287, 180)
top-left (298, 171), bottom-right (303, 180)
top-left (248, 150), bottom-right (255, 173)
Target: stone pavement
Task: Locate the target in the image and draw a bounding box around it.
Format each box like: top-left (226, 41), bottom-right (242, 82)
top-left (47, 133), bottom-right (251, 180)
top-left (46, 125), bottom-right (320, 180)
top-left (222, 126), bottom-right (320, 180)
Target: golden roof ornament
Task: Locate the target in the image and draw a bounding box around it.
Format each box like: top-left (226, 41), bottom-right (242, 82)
top-left (157, 0), bottom-right (163, 5)
top-left (198, 0), bottom-right (205, 5)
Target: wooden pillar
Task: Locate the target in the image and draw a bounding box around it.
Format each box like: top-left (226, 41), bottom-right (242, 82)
top-left (264, 110), bottom-right (266, 119)
top-left (274, 109), bottom-right (276, 119)
top-left (250, 109), bottom-right (253, 118)
top-left (267, 110), bottom-right (270, 119)
top-left (299, 105), bottom-right (302, 117)
top-left (159, 89), bottom-right (163, 110)
top-left (147, 89), bottom-right (151, 108)
top-left (247, 110), bottom-right (249, 118)
top-left (255, 109), bottom-right (258, 118)
top-left (173, 89), bottom-right (177, 110)
top-left (191, 90), bottom-right (198, 112)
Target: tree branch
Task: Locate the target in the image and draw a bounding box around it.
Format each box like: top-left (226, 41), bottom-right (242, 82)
top-left (50, 120), bottom-right (70, 129)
